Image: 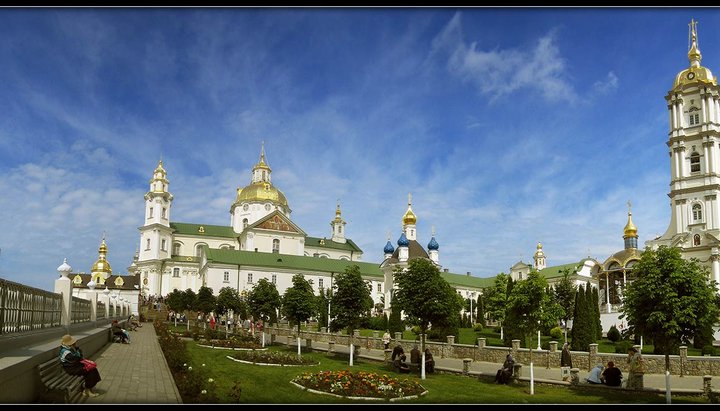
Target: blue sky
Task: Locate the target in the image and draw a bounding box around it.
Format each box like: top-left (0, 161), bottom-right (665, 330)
top-left (1, 7), bottom-right (718, 292)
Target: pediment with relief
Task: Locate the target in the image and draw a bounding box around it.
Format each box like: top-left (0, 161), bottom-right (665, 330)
top-left (255, 213), bottom-right (302, 234)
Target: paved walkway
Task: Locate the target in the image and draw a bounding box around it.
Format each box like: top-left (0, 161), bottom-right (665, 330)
top-left (278, 336), bottom-right (711, 394)
top-left (81, 324), bottom-right (181, 404)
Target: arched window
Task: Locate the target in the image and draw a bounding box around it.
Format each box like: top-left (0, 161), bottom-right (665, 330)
top-left (146, 238), bottom-right (151, 250)
top-left (694, 234), bottom-right (701, 246)
top-left (195, 244), bottom-right (206, 257)
top-left (173, 268), bottom-right (180, 278)
top-left (272, 239), bottom-right (280, 253)
top-left (690, 152), bottom-right (701, 172)
top-left (693, 203), bottom-right (703, 221)
top-left (173, 243), bottom-right (181, 256)
top-left (243, 218), bottom-right (248, 229)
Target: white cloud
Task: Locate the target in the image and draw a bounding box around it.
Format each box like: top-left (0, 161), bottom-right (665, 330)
top-left (593, 71), bottom-right (619, 95)
top-left (433, 13), bottom-right (576, 102)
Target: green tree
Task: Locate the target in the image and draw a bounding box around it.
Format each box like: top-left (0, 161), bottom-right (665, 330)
top-left (484, 273), bottom-right (509, 332)
top-left (393, 258), bottom-right (463, 351)
top-left (165, 289), bottom-right (186, 314)
top-left (591, 284), bottom-right (602, 340)
top-left (247, 278), bottom-right (282, 326)
top-left (315, 287), bottom-right (331, 331)
top-left (216, 287), bottom-right (247, 319)
top-left (330, 265), bottom-right (374, 333)
top-left (571, 283), bottom-right (599, 351)
top-left (553, 268), bottom-right (576, 340)
top-left (195, 286), bottom-right (216, 314)
top-left (181, 288), bottom-right (197, 312)
top-left (388, 301), bottom-right (403, 335)
top-left (621, 246), bottom-right (720, 372)
top-left (476, 293), bottom-right (486, 326)
top-left (504, 270), bottom-right (561, 348)
top-left (282, 274), bottom-right (317, 335)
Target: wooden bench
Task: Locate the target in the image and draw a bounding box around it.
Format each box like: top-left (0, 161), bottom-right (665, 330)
top-left (37, 358), bottom-right (85, 403)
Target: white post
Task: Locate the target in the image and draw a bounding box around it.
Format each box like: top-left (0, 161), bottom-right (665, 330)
top-left (103, 287), bottom-right (110, 319)
top-left (350, 343), bottom-right (354, 366)
top-left (500, 324), bottom-right (503, 341)
top-left (470, 296), bottom-right (473, 325)
top-left (665, 370), bottom-right (671, 404)
top-left (87, 280), bottom-right (97, 322)
top-left (297, 334), bottom-right (301, 357)
top-left (537, 330), bottom-right (541, 350)
top-left (55, 259), bottom-right (73, 331)
top-left (640, 336), bottom-right (643, 351)
top-left (530, 362), bottom-right (535, 395)
top-left (262, 330), bottom-right (266, 347)
top-left (421, 351), bottom-right (426, 380)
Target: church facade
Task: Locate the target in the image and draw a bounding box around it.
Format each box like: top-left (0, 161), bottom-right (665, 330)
top-left (646, 19), bottom-right (720, 292)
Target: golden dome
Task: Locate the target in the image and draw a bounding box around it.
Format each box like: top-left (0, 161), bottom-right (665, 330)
top-left (673, 19), bottom-right (718, 89)
top-left (334, 203), bottom-right (344, 223)
top-left (235, 182), bottom-right (288, 207)
top-left (623, 211), bottom-right (638, 239)
top-left (154, 159), bottom-right (166, 174)
top-left (91, 239), bottom-right (113, 274)
top-left (534, 242), bottom-right (545, 258)
top-left (402, 193), bottom-right (417, 226)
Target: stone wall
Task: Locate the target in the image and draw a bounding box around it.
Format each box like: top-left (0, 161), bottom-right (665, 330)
top-left (266, 326), bottom-right (720, 377)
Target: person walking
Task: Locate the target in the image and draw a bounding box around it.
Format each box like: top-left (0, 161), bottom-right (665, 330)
top-left (560, 342), bottom-right (572, 381)
top-left (382, 330), bottom-right (391, 350)
top-left (626, 347), bottom-right (644, 389)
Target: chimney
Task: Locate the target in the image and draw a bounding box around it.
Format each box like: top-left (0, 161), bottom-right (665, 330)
top-left (443, 268), bottom-right (449, 272)
top-left (466, 271), bottom-right (471, 276)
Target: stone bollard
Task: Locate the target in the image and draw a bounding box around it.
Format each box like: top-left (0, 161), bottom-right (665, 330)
top-left (384, 348), bottom-right (393, 364)
top-left (395, 331), bottom-right (402, 342)
top-left (306, 338), bottom-right (313, 352)
top-left (373, 331), bottom-right (379, 339)
top-left (477, 338), bottom-right (486, 348)
top-left (463, 358), bottom-right (472, 375)
top-left (570, 368), bottom-right (580, 385)
top-left (703, 375), bottom-right (713, 396)
top-left (588, 343), bottom-right (598, 371)
top-left (321, 327), bottom-right (327, 334)
top-left (354, 329), bottom-right (361, 337)
top-left (327, 341), bottom-right (335, 356)
top-left (680, 345), bottom-right (688, 377)
top-left (549, 341), bottom-right (558, 353)
top-left (447, 335), bottom-right (455, 345)
top-left (512, 363), bottom-right (522, 383)
top-left (477, 338), bottom-right (486, 361)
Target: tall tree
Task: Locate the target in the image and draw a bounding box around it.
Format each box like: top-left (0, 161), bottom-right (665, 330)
top-left (330, 265), bottom-right (374, 333)
top-left (315, 287), bottom-right (331, 331)
top-left (247, 278), bottom-right (282, 326)
top-left (621, 246), bottom-right (720, 372)
top-left (281, 274), bottom-right (316, 335)
top-left (182, 288), bottom-right (197, 313)
top-left (504, 270), bottom-right (561, 348)
top-left (388, 301), bottom-right (403, 335)
top-left (484, 273), bottom-right (509, 330)
top-left (195, 286), bottom-right (217, 315)
top-left (393, 258), bottom-right (463, 351)
top-left (216, 287), bottom-right (247, 319)
top-left (476, 293), bottom-right (486, 326)
top-left (553, 268), bottom-right (577, 336)
top-left (591, 285), bottom-right (602, 340)
top-left (165, 289), bottom-right (185, 314)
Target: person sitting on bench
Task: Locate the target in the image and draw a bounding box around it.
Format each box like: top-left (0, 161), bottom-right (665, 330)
top-left (424, 348), bottom-right (435, 373)
top-left (494, 354), bottom-right (514, 384)
top-left (393, 354), bottom-right (410, 373)
top-left (111, 320), bottom-right (130, 344)
top-left (410, 344), bottom-right (421, 366)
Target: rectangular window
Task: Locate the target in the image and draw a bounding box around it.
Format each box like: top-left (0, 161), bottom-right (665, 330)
top-left (161, 239), bottom-right (167, 251)
top-left (149, 207), bottom-right (154, 218)
top-left (377, 283), bottom-right (382, 293)
top-left (145, 238), bottom-right (150, 250)
top-left (223, 271), bottom-right (229, 282)
top-left (272, 274), bottom-right (277, 284)
top-left (248, 273), bottom-right (253, 283)
top-left (695, 114), bottom-right (700, 124)
top-left (690, 115), bottom-right (695, 125)
top-left (318, 278), bottom-right (324, 289)
top-left (173, 268), bottom-right (180, 278)
top-left (162, 207), bottom-right (167, 218)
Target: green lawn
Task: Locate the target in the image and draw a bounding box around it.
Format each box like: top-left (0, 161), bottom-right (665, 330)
top-left (182, 341), bottom-right (707, 403)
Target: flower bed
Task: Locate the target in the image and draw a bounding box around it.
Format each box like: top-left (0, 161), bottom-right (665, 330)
top-left (291, 370), bottom-right (427, 401)
top-left (228, 351), bottom-right (319, 366)
top-left (196, 337), bottom-right (263, 349)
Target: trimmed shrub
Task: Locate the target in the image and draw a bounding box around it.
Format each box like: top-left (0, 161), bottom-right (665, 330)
top-left (549, 326), bottom-right (563, 340)
top-left (607, 325), bottom-right (621, 342)
top-left (473, 323), bottom-right (484, 332)
top-left (702, 345), bottom-right (716, 356)
top-left (615, 340), bottom-right (633, 354)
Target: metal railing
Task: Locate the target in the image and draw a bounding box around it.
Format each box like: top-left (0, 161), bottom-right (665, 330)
top-left (71, 296), bottom-right (91, 324)
top-left (0, 278), bottom-right (62, 335)
top-left (96, 300), bottom-right (106, 320)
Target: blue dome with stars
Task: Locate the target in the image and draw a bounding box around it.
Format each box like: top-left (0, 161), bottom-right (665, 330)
top-left (428, 236), bottom-right (439, 251)
top-left (384, 240), bottom-right (395, 254)
top-left (397, 233), bottom-right (409, 247)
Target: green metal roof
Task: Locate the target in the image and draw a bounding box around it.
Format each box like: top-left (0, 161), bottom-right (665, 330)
top-left (204, 248), bottom-right (383, 278)
top-left (305, 236), bottom-right (363, 253)
top-left (441, 271), bottom-right (496, 289)
top-left (170, 222), bottom-right (237, 238)
top-left (538, 262), bottom-right (583, 279)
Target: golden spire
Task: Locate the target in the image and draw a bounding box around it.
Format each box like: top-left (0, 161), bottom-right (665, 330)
top-left (623, 200), bottom-right (638, 239)
top-left (688, 18), bottom-right (702, 67)
top-left (254, 141), bottom-right (271, 170)
top-left (92, 234), bottom-right (113, 278)
top-left (534, 241), bottom-right (545, 257)
top-left (402, 192), bottom-right (417, 226)
top-left (333, 200), bottom-right (344, 223)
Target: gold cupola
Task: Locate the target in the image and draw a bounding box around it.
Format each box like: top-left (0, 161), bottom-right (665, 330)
top-left (402, 193), bottom-right (417, 226)
top-left (673, 19), bottom-right (717, 90)
top-left (534, 242), bottom-right (545, 258)
top-left (623, 201), bottom-right (639, 250)
top-left (333, 202), bottom-right (344, 223)
top-left (91, 236), bottom-right (113, 284)
top-left (232, 143), bottom-right (290, 211)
